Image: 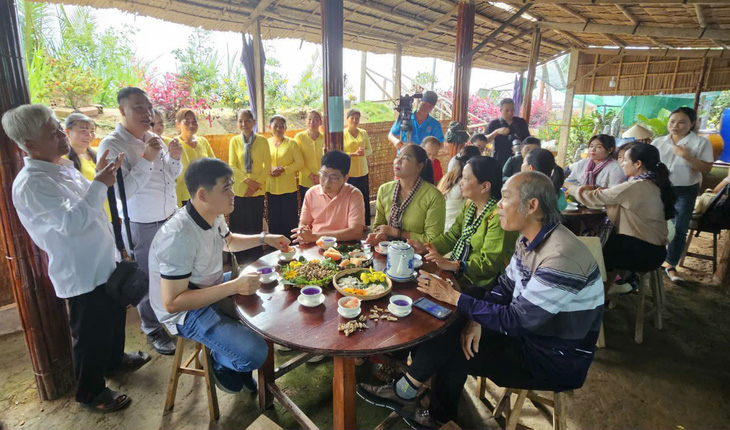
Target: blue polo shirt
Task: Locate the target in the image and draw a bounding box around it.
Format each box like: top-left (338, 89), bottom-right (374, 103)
top-left (390, 114), bottom-right (444, 146)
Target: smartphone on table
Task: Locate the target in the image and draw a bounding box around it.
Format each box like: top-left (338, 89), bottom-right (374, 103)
top-left (413, 297), bottom-right (452, 320)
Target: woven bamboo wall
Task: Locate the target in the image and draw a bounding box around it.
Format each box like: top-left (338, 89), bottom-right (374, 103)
top-left (575, 51), bottom-right (730, 96)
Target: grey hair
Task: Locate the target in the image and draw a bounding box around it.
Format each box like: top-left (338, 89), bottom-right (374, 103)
top-left (1, 104), bottom-right (55, 154)
top-left (152, 107), bottom-right (164, 120)
top-left (517, 171), bottom-right (562, 226)
top-left (64, 112), bottom-right (95, 130)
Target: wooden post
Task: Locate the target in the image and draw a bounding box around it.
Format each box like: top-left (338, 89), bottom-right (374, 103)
top-left (252, 17), bottom-right (266, 128)
top-left (359, 51), bottom-right (366, 103)
top-left (522, 27), bottom-right (541, 126)
top-left (321, 0), bottom-right (344, 151)
top-left (393, 44), bottom-right (402, 99)
top-left (333, 356), bottom-right (357, 430)
top-left (452, 0), bottom-right (475, 156)
top-left (0, 0), bottom-right (75, 400)
top-left (693, 57), bottom-right (709, 114)
top-left (557, 48), bottom-right (580, 167)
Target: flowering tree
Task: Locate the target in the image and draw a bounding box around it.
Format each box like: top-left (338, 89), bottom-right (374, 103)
top-left (144, 72), bottom-right (218, 126)
top-left (439, 89), bottom-right (550, 129)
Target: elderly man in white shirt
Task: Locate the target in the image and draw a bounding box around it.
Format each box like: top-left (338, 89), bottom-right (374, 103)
top-left (99, 87), bottom-right (183, 355)
top-left (3, 104), bottom-right (150, 412)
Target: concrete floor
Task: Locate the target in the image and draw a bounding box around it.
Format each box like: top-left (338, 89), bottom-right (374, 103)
top-left (1, 232), bottom-right (730, 429)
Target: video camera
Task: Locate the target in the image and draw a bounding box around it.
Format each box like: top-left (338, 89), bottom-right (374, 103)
top-left (394, 93), bottom-right (422, 141)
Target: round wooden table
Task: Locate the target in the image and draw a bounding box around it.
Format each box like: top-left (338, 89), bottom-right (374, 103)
top-left (561, 206), bottom-right (607, 235)
top-left (234, 243), bottom-right (459, 430)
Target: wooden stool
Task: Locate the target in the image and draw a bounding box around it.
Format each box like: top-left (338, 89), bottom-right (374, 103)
top-left (634, 268), bottom-right (665, 344)
top-left (164, 337), bottom-right (220, 421)
top-left (479, 383), bottom-right (569, 430)
top-left (679, 225), bottom-right (721, 272)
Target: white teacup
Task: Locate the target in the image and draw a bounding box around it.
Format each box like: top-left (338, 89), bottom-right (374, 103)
top-left (257, 266), bottom-right (277, 283)
top-left (338, 297), bottom-right (361, 318)
top-left (300, 285), bottom-right (323, 305)
top-left (389, 295), bottom-right (413, 315)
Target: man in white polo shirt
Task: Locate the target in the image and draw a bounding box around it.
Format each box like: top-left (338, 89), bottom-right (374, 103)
top-left (149, 158), bottom-right (289, 393)
top-left (99, 87), bottom-right (183, 355)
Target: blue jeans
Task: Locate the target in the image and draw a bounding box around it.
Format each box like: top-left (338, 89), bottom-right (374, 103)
top-left (666, 185), bottom-right (699, 267)
top-left (177, 304), bottom-right (267, 374)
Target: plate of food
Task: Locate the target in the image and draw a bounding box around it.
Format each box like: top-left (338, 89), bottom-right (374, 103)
top-left (279, 257), bottom-right (339, 288)
top-left (333, 268), bottom-right (393, 301)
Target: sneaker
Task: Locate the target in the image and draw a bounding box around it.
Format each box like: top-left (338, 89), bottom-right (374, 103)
top-left (608, 282), bottom-right (633, 295)
top-left (357, 382), bottom-right (417, 416)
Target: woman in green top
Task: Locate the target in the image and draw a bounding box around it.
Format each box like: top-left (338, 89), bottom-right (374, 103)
top-left (367, 144), bottom-right (445, 244)
top-left (409, 156), bottom-right (518, 288)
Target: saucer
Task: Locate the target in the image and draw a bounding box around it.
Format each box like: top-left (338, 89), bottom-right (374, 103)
top-left (388, 303), bottom-right (411, 317)
top-left (337, 307), bottom-right (361, 319)
top-left (297, 294), bottom-right (325, 307)
top-left (375, 246), bottom-right (388, 255)
top-left (386, 272), bottom-right (416, 283)
top-left (259, 274), bottom-right (279, 284)
top-left (413, 255), bottom-right (423, 269)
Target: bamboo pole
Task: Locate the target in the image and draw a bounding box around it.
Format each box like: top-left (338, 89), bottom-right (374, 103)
top-left (393, 44), bottom-right (402, 99)
top-left (523, 27), bottom-right (541, 125)
top-left (321, 0), bottom-right (344, 151)
top-left (694, 57), bottom-right (710, 113)
top-left (359, 51), bottom-right (366, 103)
top-left (557, 49), bottom-right (580, 167)
top-left (0, 0), bottom-right (75, 400)
top-left (451, 0), bottom-right (475, 157)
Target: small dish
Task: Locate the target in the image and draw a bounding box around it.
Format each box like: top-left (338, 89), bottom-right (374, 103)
top-left (279, 252), bottom-right (296, 262)
top-left (297, 294), bottom-right (325, 307)
top-left (388, 303), bottom-right (411, 317)
top-left (413, 254), bottom-right (423, 269)
top-left (386, 271), bottom-right (416, 283)
top-left (375, 246), bottom-right (388, 255)
top-left (337, 306), bottom-right (361, 319)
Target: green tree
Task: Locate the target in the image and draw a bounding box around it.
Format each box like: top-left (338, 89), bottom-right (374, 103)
top-left (264, 58), bottom-right (290, 115)
top-left (412, 71), bottom-right (438, 90)
top-left (173, 29), bottom-right (220, 101)
top-left (290, 51), bottom-right (323, 110)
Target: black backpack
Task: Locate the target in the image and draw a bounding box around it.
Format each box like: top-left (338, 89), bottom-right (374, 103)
top-left (699, 183), bottom-right (730, 231)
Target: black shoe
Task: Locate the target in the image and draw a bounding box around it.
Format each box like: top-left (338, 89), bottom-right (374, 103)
top-left (357, 382), bottom-right (417, 416)
top-left (402, 407), bottom-right (442, 430)
top-left (241, 371), bottom-right (258, 394)
top-left (146, 331), bottom-right (176, 355)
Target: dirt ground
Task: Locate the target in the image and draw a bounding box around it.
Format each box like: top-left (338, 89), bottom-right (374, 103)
top-left (1, 232), bottom-right (729, 430)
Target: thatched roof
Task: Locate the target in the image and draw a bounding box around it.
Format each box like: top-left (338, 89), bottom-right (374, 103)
top-left (39, 0), bottom-right (730, 73)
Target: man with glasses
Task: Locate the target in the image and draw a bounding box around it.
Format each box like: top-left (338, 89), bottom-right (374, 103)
top-left (292, 150), bottom-right (366, 244)
top-left (99, 87), bottom-right (183, 356)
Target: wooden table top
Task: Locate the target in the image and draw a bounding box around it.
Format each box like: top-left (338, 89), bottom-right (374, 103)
top-left (234, 243), bottom-right (459, 357)
top-left (561, 206), bottom-right (607, 217)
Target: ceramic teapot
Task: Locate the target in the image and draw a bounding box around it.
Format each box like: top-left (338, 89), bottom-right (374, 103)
top-left (386, 241), bottom-right (415, 281)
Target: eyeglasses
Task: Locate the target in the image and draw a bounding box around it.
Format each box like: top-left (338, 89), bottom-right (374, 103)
top-left (319, 172), bottom-right (344, 182)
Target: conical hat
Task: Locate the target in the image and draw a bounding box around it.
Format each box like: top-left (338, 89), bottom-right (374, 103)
top-left (622, 124), bottom-right (653, 140)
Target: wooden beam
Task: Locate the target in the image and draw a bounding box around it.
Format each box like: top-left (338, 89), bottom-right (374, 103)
top-left (525, 0), bottom-right (727, 4)
top-left (553, 29), bottom-right (587, 48)
top-left (457, 3), bottom-right (533, 67)
top-left (523, 27), bottom-right (542, 125)
top-left (640, 55), bottom-right (651, 92)
top-left (557, 48), bottom-right (580, 168)
top-left (321, 0), bottom-right (344, 151)
top-left (432, 0), bottom-right (568, 52)
top-left (452, 0), bottom-right (475, 140)
top-left (252, 18), bottom-right (266, 127)
top-left (714, 40), bottom-right (730, 50)
top-left (614, 55), bottom-right (624, 94)
top-left (536, 20), bottom-right (730, 40)
top-left (393, 43), bottom-right (402, 98)
top-left (242, 0), bottom-right (277, 33)
top-left (580, 47), bottom-right (730, 58)
top-left (555, 4), bottom-right (588, 23)
top-left (603, 34), bottom-right (626, 47)
top-left (615, 4), bottom-right (639, 26)
top-left (695, 4), bottom-right (708, 28)
top-left (567, 49), bottom-right (626, 89)
top-left (694, 57), bottom-right (710, 112)
top-left (403, 4), bottom-right (458, 46)
top-left (646, 36), bottom-right (672, 49)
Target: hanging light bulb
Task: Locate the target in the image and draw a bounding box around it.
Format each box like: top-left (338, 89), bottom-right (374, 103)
top-left (609, 76), bottom-right (617, 88)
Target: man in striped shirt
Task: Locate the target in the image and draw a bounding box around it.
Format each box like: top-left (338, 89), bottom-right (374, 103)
top-left (358, 171), bottom-right (605, 429)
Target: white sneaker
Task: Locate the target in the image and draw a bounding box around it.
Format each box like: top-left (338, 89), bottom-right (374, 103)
top-left (608, 282), bottom-right (633, 295)
top-left (665, 267), bottom-right (683, 282)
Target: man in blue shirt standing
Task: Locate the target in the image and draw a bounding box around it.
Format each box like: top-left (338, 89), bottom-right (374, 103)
top-left (388, 90), bottom-right (444, 151)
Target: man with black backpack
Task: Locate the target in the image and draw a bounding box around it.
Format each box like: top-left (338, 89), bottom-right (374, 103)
top-left (99, 87), bottom-right (183, 355)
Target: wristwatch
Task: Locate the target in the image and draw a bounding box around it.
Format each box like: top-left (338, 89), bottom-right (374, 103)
top-left (259, 231), bottom-right (267, 245)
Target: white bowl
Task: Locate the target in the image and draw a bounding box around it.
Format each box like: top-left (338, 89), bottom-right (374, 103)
top-left (299, 285), bottom-right (323, 306)
top-left (389, 295), bottom-right (413, 314)
top-left (280, 248), bottom-right (296, 260)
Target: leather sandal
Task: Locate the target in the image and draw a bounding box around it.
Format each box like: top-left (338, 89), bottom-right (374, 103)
top-left (80, 388), bottom-right (131, 413)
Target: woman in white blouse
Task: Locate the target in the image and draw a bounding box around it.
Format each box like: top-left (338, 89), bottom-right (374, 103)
top-left (437, 145), bottom-right (482, 232)
top-left (652, 107), bottom-right (713, 281)
top-left (567, 134), bottom-right (626, 188)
